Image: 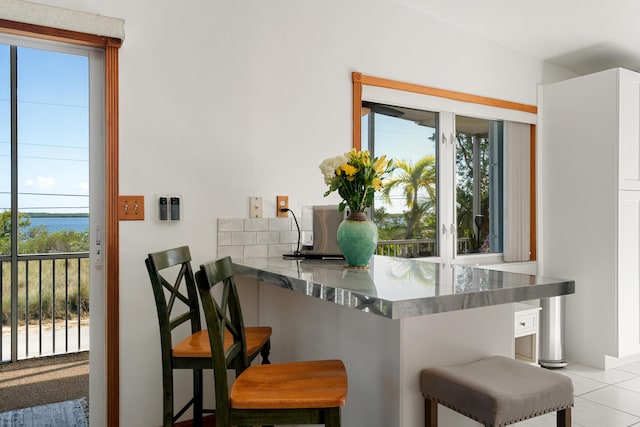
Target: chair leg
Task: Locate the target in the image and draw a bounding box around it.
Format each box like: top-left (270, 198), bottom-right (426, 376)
top-left (260, 339), bottom-right (271, 364)
top-left (193, 369), bottom-right (203, 427)
top-left (324, 407), bottom-right (341, 427)
top-left (162, 373), bottom-right (173, 427)
top-left (425, 398), bottom-right (438, 427)
top-left (557, 407), bottom-right (571, 427)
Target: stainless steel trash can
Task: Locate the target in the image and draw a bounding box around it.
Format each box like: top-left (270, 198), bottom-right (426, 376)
top-left (539, 295), bottom-right (567, 368)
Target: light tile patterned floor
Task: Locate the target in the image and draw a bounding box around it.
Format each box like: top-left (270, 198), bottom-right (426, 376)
top-left (514, 360), bottom-right (640, 426)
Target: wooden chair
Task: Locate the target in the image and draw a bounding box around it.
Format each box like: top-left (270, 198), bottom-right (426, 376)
top-left (145, 246), bottom-right (272, 427)
top-left (194, 256), bottom-right (348, 427)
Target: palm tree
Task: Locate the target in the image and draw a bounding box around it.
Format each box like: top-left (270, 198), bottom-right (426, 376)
top-left (380, 156), bottom-right (436, 239)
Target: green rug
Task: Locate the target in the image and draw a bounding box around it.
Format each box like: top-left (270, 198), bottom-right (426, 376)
top-left (0, 398), bottom-right (88, 426)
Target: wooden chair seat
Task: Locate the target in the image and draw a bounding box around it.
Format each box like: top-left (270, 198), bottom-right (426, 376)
top-left (173, 327), bottom-right (273, 358)
top-left (195, 256), bottom-right (347, 427)
top-left (231, 359), bottom-right (348, 410)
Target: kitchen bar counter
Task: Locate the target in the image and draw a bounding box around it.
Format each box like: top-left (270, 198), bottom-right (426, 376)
top-left (233, 255), bottom-right (575, 319)
top-left (232, 255), bottom-right (575, 427)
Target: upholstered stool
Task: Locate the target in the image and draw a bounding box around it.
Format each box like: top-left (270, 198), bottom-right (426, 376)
top-left (420, 355), bottom-right (574, 427)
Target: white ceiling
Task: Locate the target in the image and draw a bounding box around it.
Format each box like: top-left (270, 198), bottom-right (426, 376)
top-left (395, 0), bottom-right (640, 75)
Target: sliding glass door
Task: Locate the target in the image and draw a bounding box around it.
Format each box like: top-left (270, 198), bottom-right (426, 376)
top-left (0, 38), bottom-right (101, 362)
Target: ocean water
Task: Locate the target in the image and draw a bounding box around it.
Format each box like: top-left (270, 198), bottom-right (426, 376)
top-left (24, 216), bottom-right (90, 233)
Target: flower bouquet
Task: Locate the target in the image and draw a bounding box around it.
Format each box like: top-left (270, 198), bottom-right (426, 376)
top-left (319, 148), bottom-right (393, 268)
top-left (319, 148), bottom-right (393, 213)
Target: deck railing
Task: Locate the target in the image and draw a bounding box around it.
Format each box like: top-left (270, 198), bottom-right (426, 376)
top-left (376, 238), bottom-right (473, 258)
top-left (2, 241), bottom-right (482, 360)
top-left (0, 252), bottom-right (90, 361)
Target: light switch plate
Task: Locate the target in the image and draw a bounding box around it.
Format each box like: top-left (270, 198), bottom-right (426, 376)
top-left (250, 197), bottom-right (263, 218)
top-left (118, 195), bottom-right (145, 220)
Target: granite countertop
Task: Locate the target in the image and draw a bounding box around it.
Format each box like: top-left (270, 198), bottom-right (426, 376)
top-left (232, 255), bottom-right (575, 319)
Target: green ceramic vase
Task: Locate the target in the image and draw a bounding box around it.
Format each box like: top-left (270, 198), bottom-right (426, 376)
top-left (337, 211), bottom-right (378, 268)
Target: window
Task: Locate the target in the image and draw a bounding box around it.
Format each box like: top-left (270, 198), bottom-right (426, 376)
top-left (0, 35), bottom-right (103, 362)
top-left (454, 116), bottom-right (503, 255)
top-left (363, 102), bottom-right (506, 260)
top-left (362, 103), bottom-right (439, 257)
top-left (353, 72), bottom-right (536, 262)
top-left (0, 45), bottom-right (90, 255)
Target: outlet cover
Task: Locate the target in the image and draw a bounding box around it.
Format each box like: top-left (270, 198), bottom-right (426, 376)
top-left (276, 195), bottom-right (288, 217)
top-left (250, 197), bottom-right (263, 218)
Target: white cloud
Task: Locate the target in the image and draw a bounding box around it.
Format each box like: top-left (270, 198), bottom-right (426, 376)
top-left (33, 176), bottom-right (55, 190)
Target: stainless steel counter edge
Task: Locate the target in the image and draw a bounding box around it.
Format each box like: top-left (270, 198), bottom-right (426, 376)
top-left (232, 256), bottom-right (575, 319)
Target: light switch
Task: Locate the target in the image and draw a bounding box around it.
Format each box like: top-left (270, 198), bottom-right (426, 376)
top-left (118, 195), bottom-right (145, 221)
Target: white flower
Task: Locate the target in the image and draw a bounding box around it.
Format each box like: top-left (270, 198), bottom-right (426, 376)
top-left (319, 154), bottom-right (348, 184)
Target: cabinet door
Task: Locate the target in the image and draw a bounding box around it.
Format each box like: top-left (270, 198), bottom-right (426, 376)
top-left (618, 190), bottom-right (640, 357)
top-left (619, 71), bottom-right (640, 190)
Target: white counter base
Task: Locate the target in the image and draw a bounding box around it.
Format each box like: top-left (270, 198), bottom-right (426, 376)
top-left (237, 275), bottom-right (515, 427)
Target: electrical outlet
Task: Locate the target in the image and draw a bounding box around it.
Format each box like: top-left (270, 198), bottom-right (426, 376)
top-left (118, 195), bottom-right (145, 220)
top-left (276, 195), bottom-right (288, 217)
top-left (250, 196), bottom-right (263, 218)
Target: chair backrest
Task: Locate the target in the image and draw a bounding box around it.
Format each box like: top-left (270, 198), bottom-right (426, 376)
top-left (194, 256), bottom-right (249, 420)
top-left (145, 246), bottom-right (202, 364)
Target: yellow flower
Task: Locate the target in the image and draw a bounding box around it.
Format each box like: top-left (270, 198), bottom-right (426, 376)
top-left (340, 164), bottom-right (357, 176)
top-left (372, 155), bottom-right (388, 174)
top-left (373, 177), bottom-right (383, 190)
top-left (359, 150), bottom-right (371, 166)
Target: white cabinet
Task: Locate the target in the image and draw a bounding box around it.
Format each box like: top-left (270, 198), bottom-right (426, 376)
top-left (619, 76), bottom-right (640, 190)
top-left (541, 68), bottom-right (640, 368)
top-left (514, 303), bottom-right (541, 364)
top-left (618, 190), bottom-right (640, 357)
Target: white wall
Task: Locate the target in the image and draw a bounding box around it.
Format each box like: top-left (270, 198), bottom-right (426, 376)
top-left (19, 0), bottom-right (576, 425)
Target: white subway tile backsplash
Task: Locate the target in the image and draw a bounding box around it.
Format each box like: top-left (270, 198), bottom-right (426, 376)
top-left (244, 218), bottom-right (269, 231)
top-left (218, 232), bottom-right (232, 246)
top-left (244, 245), bottom-right (269, 258)
top-left (218, 217), bottom-right (297, 259)
top-left (269, 244), bottom-right (294, 257)
top-left (217, 245), bottom-right (244, 259)
top-left (231, 231), bottom-right (257, 246)
top-left (269, 217), bottom-right (291, 231)
top-left (279, 230), bottom-right (299, 244)
top-left (257, 231), bottom-right (280, 245)
top-left (218, 218), bottom-right (244, 232)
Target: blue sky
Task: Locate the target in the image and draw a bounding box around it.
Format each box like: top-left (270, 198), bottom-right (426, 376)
top-left (0, 44), bottom-right (89, 214)
top-left (364, 112), bottom-right (436, 213)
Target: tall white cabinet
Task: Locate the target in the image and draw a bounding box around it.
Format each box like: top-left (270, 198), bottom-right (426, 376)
top-left (540, 68), bottom-right (640, 369)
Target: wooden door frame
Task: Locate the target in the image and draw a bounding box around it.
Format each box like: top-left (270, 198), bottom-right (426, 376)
top-left (0, 19), bottom-right (122, 427)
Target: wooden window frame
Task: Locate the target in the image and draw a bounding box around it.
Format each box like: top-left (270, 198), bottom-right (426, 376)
top-left (352, 72), bottom-right (537, 260)
top-left (0, 19), bottom-right (122, 427)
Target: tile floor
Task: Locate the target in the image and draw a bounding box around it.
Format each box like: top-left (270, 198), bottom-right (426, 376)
top-left (515, 360), bottom-right (640, 426)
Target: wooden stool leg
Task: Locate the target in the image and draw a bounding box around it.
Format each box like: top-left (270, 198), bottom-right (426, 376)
top-left (557, 407), bottom-right (571, 427)
top-left (261, 339), bottom-right (271, 364)
top-left (425, 398), bottom-right (438, 427)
